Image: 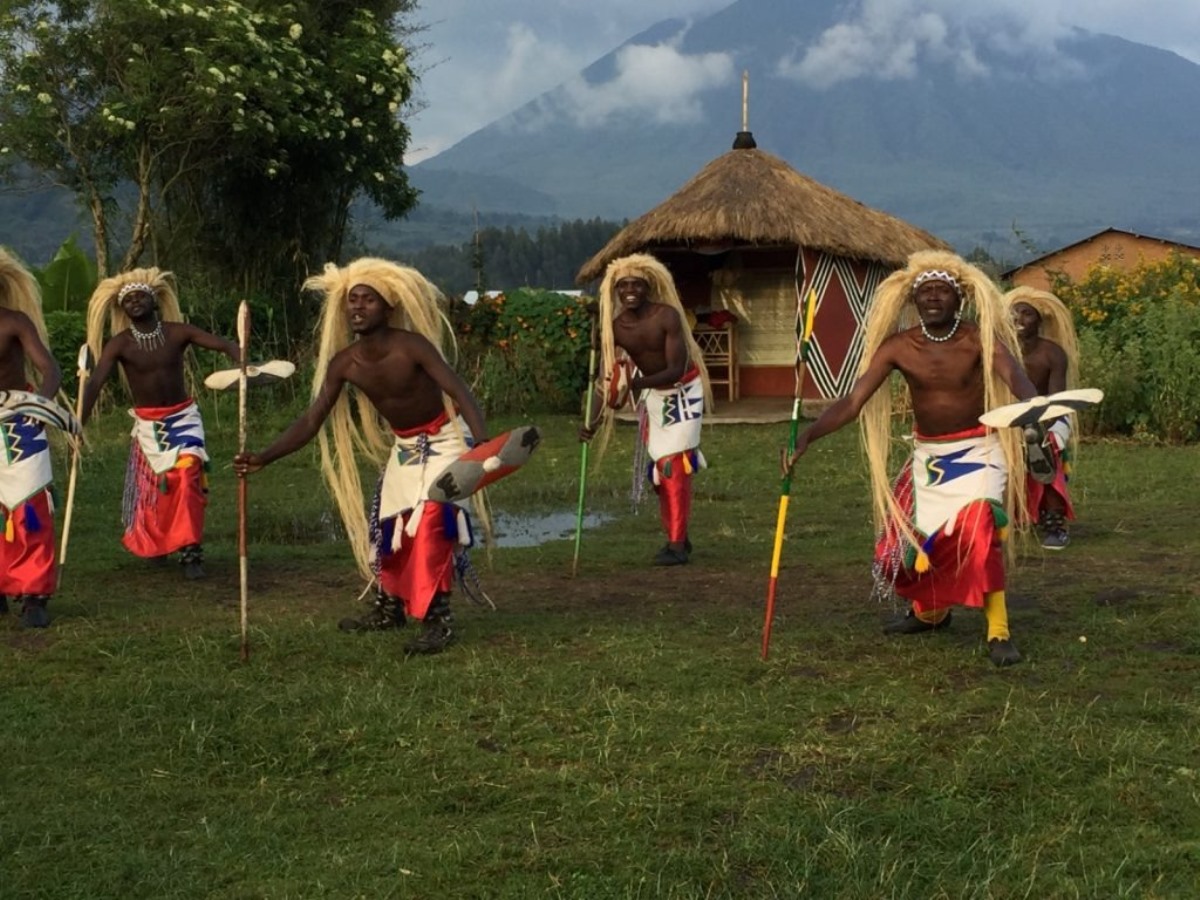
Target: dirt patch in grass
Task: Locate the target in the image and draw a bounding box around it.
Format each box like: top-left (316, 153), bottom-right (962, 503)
top-left (1093, 587), bottom-right (1142, 608)
top-left (0, 627), bottom-right (57, 652)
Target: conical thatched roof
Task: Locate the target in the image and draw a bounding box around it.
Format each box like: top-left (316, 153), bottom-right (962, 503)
top-left (577, 144), bottom-right (950, 283)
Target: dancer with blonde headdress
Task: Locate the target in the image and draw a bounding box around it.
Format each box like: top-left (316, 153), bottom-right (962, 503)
top-left (0, 248), bottom-right (64, 627)
top-left (1005, 287), bottom-right (1080, 550)
top-left (579, 253), bottom-right (712, 566)
top-left (784, 250), bottom-right (1037, 666)
top-left (234, 259), bottom-right (488, 655)
top-left (81, 268), bottom-right (240, 579)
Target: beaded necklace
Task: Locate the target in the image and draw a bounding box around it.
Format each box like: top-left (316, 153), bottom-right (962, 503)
top-left (920, 312), bottom-right (961, 343)
top-left (130, 317), bottom-right (166, 352)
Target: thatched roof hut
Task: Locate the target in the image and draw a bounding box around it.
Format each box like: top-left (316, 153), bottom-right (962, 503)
top-left (577, 144), bottom-right (949, 283)
top-left (576, 135), bottom-right (951, 401)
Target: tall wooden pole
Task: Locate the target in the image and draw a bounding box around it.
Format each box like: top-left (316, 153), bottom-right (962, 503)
top-left (237, 302), bottom-right (250, 662)
top-left (58, 345), bottom-right (91, 565)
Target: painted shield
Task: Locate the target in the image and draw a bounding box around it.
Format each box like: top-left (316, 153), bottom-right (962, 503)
top-left (0, 390), bottom-right (81, 435)
top-left (605, 357), bottom-right (636, 409)
top-left (427, 425), bottom-right (541, 503)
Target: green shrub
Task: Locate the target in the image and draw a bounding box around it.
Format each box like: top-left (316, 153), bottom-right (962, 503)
top-left (1078, 293), bottom-right (1200, 442)
top-left (44, 309), bottom-right (87, 393)
top-left (183, 286), bottom-right (299, 364)
top-left (455, 289), bottom-right (593, 415)
top-left (1050, 253), bottom-right (1200, 443)
top-left (1053, 251), bottom-right (1200, 331)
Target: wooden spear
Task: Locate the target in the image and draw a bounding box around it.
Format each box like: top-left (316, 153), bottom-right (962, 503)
top-left (58, 344), bottom-right (91, 566)
top-left (237, 302), bottom-right (251, 662)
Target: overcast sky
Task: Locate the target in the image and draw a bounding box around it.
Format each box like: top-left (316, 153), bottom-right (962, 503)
top-left (407, 0), bottom-right (1200, 163)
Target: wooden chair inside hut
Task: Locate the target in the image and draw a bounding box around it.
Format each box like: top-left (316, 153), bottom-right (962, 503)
top-left (692, 309), bottom-right (738, 401)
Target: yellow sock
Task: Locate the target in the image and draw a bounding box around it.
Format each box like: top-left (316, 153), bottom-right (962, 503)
top-left (984, 590), bottom-right (1009, 642)
top-left (915, 607), bottom-right (950, 626)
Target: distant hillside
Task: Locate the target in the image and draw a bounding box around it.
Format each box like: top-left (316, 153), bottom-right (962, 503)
top-left (410, 0), bottom-right (1200, 260)
top-left (0, 177), bottom-right (567, 269)
top-left (0, 181), bottom-right (89, 267)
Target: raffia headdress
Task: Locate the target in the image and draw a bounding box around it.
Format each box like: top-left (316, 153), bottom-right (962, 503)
top-left (859, 250), bottom-right (1030, 558)
top-left (0, 247), bottom-right (50, 382)
top-left (1004, 285), bottom-right (1081, 459)
top-left (85, 267), bottom-right (183, 364)
top-left (592, 253), bottom-right (713, 456)
top-left (1003, 287), bottom-right (1079, 389)
top-left (304, 258), bottom-right (481, 582)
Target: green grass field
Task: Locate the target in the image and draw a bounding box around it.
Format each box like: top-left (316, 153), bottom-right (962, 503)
top-left (3, 398), bottom-right (1198, 899)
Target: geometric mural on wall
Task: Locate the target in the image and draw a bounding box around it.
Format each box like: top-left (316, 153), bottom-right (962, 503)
top-left (799, 248), bottom-right (889, 399)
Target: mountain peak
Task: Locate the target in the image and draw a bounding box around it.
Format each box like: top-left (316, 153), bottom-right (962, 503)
top-left (412, 0), bottom-right (1200, 256)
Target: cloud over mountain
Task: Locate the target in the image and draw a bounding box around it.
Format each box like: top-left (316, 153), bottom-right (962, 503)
top-left (561, 38), bottom-right (735, 128)
top-left (776, 0), bottom-right (1087, 88)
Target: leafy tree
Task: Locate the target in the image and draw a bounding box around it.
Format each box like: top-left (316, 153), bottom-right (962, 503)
top-left (964, 246), bottom-right (1002, 280)
top-left (0, 0), bottom-right (420, 289)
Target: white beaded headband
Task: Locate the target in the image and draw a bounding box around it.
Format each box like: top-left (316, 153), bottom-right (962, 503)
top-left (911, 269), bottom-right (962, 296)
top-left (116, 282), bottom-right (156, 302)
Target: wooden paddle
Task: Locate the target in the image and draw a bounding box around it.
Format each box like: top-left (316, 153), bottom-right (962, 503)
top-left (979, 388), bottom-right (1104, 428)
top-left (204, 359), bottom-right (294, 392)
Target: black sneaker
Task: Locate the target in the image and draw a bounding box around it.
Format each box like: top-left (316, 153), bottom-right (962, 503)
top-left (988, 638), bottom-right (1023, 667)
top-left (19, 595), bottom-right (51, 629)
top-left (653, 546), bottom-right (689, 566)
top-left (404, 620), bottom-right (456, 655)
top-left (882, 608), bottom-right (952, 635)
top-left (1041, 529), bottom-right (1070, 550)
top-left (0, 594), bottom-right (8, 616)
top-left (179, 544), bottom-right (206, 580)
top-left (339, 593), bottom-right (406, 632)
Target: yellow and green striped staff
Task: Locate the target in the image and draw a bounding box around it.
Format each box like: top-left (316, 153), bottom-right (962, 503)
top-left (761, 286), bottom-right (818, 660)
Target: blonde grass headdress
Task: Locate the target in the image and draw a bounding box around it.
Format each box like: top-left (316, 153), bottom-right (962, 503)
top-left (1003, 287), bottom-right (1079, 389)
top-left (85, 266), bottom-right (183, 364)
top-left (859, 250), bottom-right (1030, 558)
top-left (304, 258), bottom-right (486, 582)
top-left (593, 253), bottom-right (713, 457)
top-left (1004, 285), bottom-right (1081, 460)
top-left (0, 247), bottom-right (50, 380)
